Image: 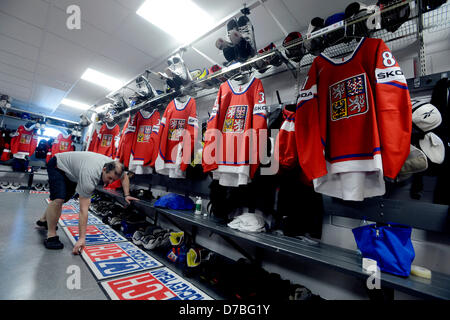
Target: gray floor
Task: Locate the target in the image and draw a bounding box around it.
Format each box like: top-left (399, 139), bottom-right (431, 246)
top-left (0, 192), bottom-right (107, 300)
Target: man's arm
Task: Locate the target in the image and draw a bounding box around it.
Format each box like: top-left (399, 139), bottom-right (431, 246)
top-left (121, 172), bottom-right (139, 204)
top-left (72, 196), bottom-right (90, 255)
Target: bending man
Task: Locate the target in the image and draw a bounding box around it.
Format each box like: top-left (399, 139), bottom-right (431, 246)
top-left (37, 151), bottom-right (138, 254)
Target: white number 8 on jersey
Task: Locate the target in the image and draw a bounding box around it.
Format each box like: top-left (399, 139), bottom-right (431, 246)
top-left (382, 51), bottom-right (396, 67)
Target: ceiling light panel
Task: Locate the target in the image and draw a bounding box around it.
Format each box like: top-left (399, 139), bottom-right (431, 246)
top-left (61, 98), bottom-right (91, 110)
top-left (81, 68), bottom-right (124, 91)
top-left (136, 0), bottom-right (214, 43)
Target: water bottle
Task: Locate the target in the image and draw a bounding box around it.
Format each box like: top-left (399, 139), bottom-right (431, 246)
top-left (195, 197), bottom-right (202, 215)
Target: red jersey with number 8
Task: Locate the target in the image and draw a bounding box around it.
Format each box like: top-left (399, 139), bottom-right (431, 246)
top-left (295, 38), bottom-right (412, 200)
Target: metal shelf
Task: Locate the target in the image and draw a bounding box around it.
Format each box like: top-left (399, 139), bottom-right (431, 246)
top-left (106, 1), bottom-right (449, 120)
top-left (95, 186), bottom-right (450, 300)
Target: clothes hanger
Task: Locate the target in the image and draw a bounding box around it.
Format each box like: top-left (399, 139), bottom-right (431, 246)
top-left (228, 69), bottom-right (254, 86)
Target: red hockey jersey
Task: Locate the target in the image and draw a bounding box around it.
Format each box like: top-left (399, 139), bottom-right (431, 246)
top-left (116, 114), bottom-right (137, 167)
top-left (87, 124), bottom-right (100, 152)
top-left (96, 123), bottom-right (120, 158)
top-left (10, 124), bottom-right (38, 159)
top-left (128, 109), bottom-right (160, 174)
top-left (275, 105), bottom-right (297, 170)
top-left (1, 143), bottom-right (11, 162)
top-left (154, 97), bottom-right (197, 178)
top-left (295, 38), bottom-right (412, 200)
top-left (51, 133), bottom-right (73, 156)
top-left (202, 76), bottom-right (268, 187)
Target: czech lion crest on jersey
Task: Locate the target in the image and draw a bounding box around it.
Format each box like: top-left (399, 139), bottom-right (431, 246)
top-left (20, 134), bottom-right (32, 144)
top-left (223, 105), bottom-right (248, 133)
top-left (60, 141), bottom-right (69, 151)
top-left (168, 119), bottom-right (186, 141)
top-left (101, 134), bottom-right (113, 147)
top-left (330, 73), bottom-right (368, 121)
top-left (137, 125), bottom-right (152, 143)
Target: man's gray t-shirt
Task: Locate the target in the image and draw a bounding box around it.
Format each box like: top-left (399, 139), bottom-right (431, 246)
top-left (55, 151), bottom-right (112, 198)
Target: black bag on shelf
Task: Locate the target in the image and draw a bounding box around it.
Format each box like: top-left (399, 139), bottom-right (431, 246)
top-left (35, 139), bottom-right (49, 159)
top-left (12, 158), bottom-right (28, 172)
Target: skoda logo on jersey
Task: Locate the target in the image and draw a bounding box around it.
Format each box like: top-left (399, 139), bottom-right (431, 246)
top-left (376, 69), bottom-right (404, 79)
top-left (297, 85), bottom-right (317, 105)
top-left (375, 67), bottom-right (406, 84)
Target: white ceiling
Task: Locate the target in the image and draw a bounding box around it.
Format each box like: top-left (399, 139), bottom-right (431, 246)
top-left (0, 0), bottom-right (376, 122)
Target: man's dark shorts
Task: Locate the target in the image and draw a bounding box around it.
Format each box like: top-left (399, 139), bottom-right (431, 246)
top-left (47, 157), bottom-right (77, 203)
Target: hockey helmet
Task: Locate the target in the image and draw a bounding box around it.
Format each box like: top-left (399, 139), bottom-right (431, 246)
top-left (303, 17), bottom-right (327, 56)
top-left (345, 2), bottom-right (378, 38)
top-left (377, 0), bottom-right (411, 33)
top-left (282, 32), bottom-right (305, 63)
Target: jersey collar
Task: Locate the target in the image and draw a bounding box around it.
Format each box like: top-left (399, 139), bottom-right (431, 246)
top-left (140, 108), bottom-right (157, 119)
top-left (227, 76), bottom-right (256, 95)
top-left (320, 37), bottom-right (365, 65)
top-left (174, 97), bottom-right (191, 111)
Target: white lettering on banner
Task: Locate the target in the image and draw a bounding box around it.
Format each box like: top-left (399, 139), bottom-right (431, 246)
top-left (375, 67), bottom-right (406, 83)
top-left (121, 283), bottom-right (165, 300)
top-left (146, 289), bottom-right (176, 300)
top-left (99, 259), bottom-right (140, 275)
top-left (114, 274), bottom-right (157, 291)
top-left (66, 5), bottom-right (81, 30)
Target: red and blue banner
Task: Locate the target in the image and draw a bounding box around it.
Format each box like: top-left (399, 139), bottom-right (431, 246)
top-left (81, 242), bottom-right (163, 280)
top-left (100, 267), bottom-right (212, 300)
top-left (61, 204), bottom-right (78, 213)
top-left (63, 225), bottom-right (127, 246)
top-left (30, 190), bottom-right (50, 194)
top-left (59, 213), bottom-right (103, 227)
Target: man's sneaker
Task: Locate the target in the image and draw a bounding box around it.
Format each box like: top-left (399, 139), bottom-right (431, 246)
top-left (43, 183), bottom-right (50, 191)
top-left (1, 181), bottom-right (10, 189)
top-left (216, 18), bottom-right (240, 63)
top-left (142, 234), bottom-right (156, 250)
top-left (36, 220), bottom-right (58, 230)
top-left (109, 216), bottom-right (122, 230)
top-left (44, 236), bottom-right (64, 250)
top-left (9, 182), bottom-right (21, 190)
top-left (34, 183), bottom-right (44, 191)
top-left (156, 231), bottom-right (171, 250)
top-left (132, 229), bottom-right (151, 246)
top-left (226, 18), bottom-right (239, 42)
top-left (215, 38), bottom-right (233, 50)
top-left (132, 230), bottom-right (145, 245)
top-left (167, 53), bottom-right (192, 85)
top-left (143, 229), bottom-right (169, 250)
top-left (132, 225), bottom-right (158, 246)
top-left (236, 15), bottom-right (257, 60)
